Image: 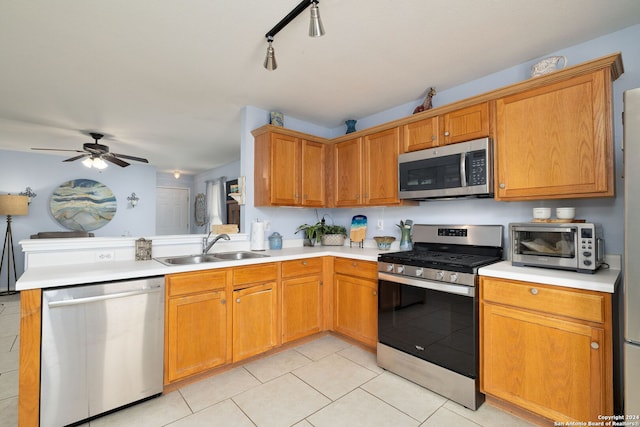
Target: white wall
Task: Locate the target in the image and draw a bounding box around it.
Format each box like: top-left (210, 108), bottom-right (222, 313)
top-left (239, 24), bottom-right (640, 255)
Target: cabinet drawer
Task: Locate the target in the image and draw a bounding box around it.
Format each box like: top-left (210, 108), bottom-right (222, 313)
top-left (334, 258), bottom-right (377, 280)
top-left (233, 263), bottom-right (278, 287)
top-left (167, 270), bottom-right (228, 297)
top-left (481, 277), bottom-right (605, 323)
top-left (282, 258), bottom-right (323, 278)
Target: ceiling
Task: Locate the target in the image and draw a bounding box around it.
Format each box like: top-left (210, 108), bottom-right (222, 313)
top-left (1, 1), bottom-right (639, 175)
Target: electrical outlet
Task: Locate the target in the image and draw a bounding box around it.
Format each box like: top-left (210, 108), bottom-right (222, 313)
top-left (96, 251), bottom-right (115, 262)
top-left (377, 219), bottom-right (384, 230)
top-left (264, 220), bottom-right (271, 231)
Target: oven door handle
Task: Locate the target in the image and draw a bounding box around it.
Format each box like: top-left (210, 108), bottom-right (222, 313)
top-left (378, 272), bottom-right (474, 297)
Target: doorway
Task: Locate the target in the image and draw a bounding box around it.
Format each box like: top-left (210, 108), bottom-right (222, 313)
top-left (156, 187), bottom-right (190, 235)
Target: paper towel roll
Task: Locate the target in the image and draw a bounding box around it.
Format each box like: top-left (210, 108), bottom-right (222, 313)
top-left (250, 220), bottom-right (266, 251)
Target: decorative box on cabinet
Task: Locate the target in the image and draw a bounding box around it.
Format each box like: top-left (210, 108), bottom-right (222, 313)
top-left (281, 258), bottom-right (323, 343)
top-left (165, 270), bottom-right (231, 384)
top-left (333, 258), bottom-right (378, 348)
top-left (480, 277), bottom-right (613, 423)
top-left (253, 126), bottom-right (326, 207)
top-left (232, 263), bottom-right (279, 362)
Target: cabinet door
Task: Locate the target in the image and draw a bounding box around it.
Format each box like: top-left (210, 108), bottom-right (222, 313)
top-left (334, 274), bottom-right (377, 348)
top-left (364, 127), bottom-right (400, 205)
top-left (301, 140), bottom-right (326, 207)
top-left (495, 71), bottom-right (612, 200)
top-left (270, 133), bottom-right (301, 205)
top-left (482, 302), bottom-right (605, 422)
top-left (282, 274), bottom-right (322, 343)
top-left (333, 137), bottom-right (363, 206)
top-left (403, 117), bottom-right (439, 152)
top-left (166, 290), bottom-right (228, 383)
top-left (233, 282), bottom-right (278, 362)
top-left (442, 102), bottom-right (490, 145)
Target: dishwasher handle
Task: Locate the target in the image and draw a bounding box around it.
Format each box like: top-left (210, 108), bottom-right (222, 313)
top-left (48, 286), bottom-right (162, 308)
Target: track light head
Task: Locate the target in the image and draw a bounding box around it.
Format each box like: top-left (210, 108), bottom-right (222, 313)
top-left (264, 39), bottom-right (277, 71)
top-left (309, 1), bottom-right (325, 37)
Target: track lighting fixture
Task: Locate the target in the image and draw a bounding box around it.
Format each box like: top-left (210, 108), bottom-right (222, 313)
top-left (263, 0), bottom-right (325, 70)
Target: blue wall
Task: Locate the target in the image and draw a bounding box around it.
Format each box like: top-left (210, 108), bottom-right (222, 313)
top-left (240, 24), bottom-right (640, 255)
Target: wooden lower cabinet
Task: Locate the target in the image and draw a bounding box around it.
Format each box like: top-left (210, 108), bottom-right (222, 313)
top-left (232, 282), bottom-right (278, 362)
top-left (480, 277), bottom-right (612, 423)
top-left (165, 270), bottom-right (230, 384)
top-left (333, 258), bottom-right (378, 348)
top-left (281, 258), bottom-right (323, 343)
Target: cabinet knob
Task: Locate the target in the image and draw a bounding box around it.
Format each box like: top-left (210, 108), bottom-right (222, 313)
top-left (591, 342), bottom-right (600, 350)
top-left (221, 299), bottom-right (226, 305)
top-left (530, 288), bottom-right (539, 295)
top-left (302, 260), bottom-right (307, 266)
top-left (431, 135), bottom-right (436, 141)
top-left (499, 183), bottom-right (506, 189)
top-left (236, 298), bottom-right (241, 303)
top-left (373, 290), bottom-right (377, 296)
top-left (444, 131), bottom-right (450, 136)
top-left (352, 262), bottom-right (358, 267)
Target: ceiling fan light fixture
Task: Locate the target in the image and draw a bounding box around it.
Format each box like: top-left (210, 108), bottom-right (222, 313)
top-left (264, 39), bottom-right (277, 71)
top-left (82, 157), bottom-right (94, 168)
top-left (309, 2), bottom-right (325, 37)
top-left (93, 157), bottom-right (108, 170)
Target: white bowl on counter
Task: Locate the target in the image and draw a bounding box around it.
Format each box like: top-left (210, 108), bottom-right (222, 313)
top-left (556, 207), bottom-right (576, 219)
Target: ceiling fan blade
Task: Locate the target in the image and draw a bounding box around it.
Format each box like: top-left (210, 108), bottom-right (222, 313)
top-left (63, 153), bottom-right (90, 162)
top-left (32, 148), bottom-right (86, 153)
top-left (112, 153), bottom-right (149, 163)
top-left (103, 155), bottom-right (130, 167)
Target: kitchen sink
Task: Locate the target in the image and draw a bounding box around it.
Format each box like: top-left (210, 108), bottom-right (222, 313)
top-left (155, 251), bottom-right (269, 266)
top-left (154, 254), bottom-right (223, 265)
top-left (210, 251), bottom-right (270, 260)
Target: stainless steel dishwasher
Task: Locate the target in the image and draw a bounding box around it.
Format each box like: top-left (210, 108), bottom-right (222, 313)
top-left (40, 276), bottom-right (165, 427)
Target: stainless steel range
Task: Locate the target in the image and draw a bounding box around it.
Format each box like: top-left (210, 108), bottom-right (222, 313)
top-left (377, 224), bottom-right (503, 410)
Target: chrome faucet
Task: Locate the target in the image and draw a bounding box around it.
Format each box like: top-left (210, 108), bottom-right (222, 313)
top-left (202, 232), bottom-right (230, 254)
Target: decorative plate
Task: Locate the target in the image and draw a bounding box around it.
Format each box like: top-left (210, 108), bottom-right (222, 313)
top-left (50, 179), bottom-right (117, 231)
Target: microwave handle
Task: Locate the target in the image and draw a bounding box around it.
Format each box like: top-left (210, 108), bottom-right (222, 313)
top-left (460, 153), bottom-right (467, 187)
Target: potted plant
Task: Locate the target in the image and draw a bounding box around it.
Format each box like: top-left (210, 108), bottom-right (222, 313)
top-left (295, 221), bottom-right (324, 246)
top-left (320, 224), bottom-right (347, 246)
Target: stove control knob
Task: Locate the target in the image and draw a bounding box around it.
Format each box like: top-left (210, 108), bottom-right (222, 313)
top-left (436, 271), bottom-right (445, 280)
top-left (450, 273), bottom-right (458, 283)
top-left (415, 268), bottom-right (424, 277)
top-left (396, 265), bottom-right (405, 274)
top-left (386, 264), bottom-right (394, 272)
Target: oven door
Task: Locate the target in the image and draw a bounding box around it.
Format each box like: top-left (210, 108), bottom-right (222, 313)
top-left (377, 272), bottom-right (478, 379)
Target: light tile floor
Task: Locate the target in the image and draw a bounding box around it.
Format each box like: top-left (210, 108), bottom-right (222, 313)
top-left (0, 293), bottom-right (537, 427)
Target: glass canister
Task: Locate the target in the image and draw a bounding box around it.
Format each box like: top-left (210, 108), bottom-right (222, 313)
top-left (268, 232), bottom-right (282, 250)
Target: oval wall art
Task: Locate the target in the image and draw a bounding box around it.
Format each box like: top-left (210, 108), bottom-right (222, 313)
top-left (50, 179), bottom-right (117, 231)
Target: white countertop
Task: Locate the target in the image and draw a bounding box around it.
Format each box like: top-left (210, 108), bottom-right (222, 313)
top-left (478, 257), bottom-right (621, 293)
top-left (16, 246), bottom-right (382, 291)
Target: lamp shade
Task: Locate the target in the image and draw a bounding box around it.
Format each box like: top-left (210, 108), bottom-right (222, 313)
top-left (0, 195), bottom-right (29, 216)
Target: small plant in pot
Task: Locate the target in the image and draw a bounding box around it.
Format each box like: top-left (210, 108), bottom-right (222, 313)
top-left (320, 224), bottom-right (347, 246)
top-left (295, 221), bottom-right (324, 246)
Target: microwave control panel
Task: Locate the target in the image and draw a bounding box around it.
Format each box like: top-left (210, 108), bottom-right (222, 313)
top-left (467, 150), bottom-right (487, 186)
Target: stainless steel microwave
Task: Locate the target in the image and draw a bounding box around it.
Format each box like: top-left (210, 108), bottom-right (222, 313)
top-left (510, 222), bottom-right (604, 273)
top-left (398, 137), bottom-right (493, 200)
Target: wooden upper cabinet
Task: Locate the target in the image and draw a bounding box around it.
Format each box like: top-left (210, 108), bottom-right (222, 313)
top-left (364, 127), bottom-right (400, 205)
top-left (333, 137), bottom-right (363, 206)
top-left (333, 128), bottom-right (403, 207)
top-left (403, 116), bottom-right (440, 152)
top-left (495, 70), bottom-right (614, 200)
top-left (402, 102), bottom-right (489, 152)
top-left (442, 102), bottom-right (490, 145)
top-left (253, 127), bottom-right (326, 207)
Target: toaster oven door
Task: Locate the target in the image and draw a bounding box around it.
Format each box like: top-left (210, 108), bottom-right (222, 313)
top-left (511, 225), bottom-right (579, 270)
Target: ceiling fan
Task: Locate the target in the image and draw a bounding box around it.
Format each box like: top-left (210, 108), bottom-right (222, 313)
top-left (31, 132), bottom-right (149, 168)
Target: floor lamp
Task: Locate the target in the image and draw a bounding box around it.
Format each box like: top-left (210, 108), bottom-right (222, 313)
top-left (0, 195), bottom-right (29, 295)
